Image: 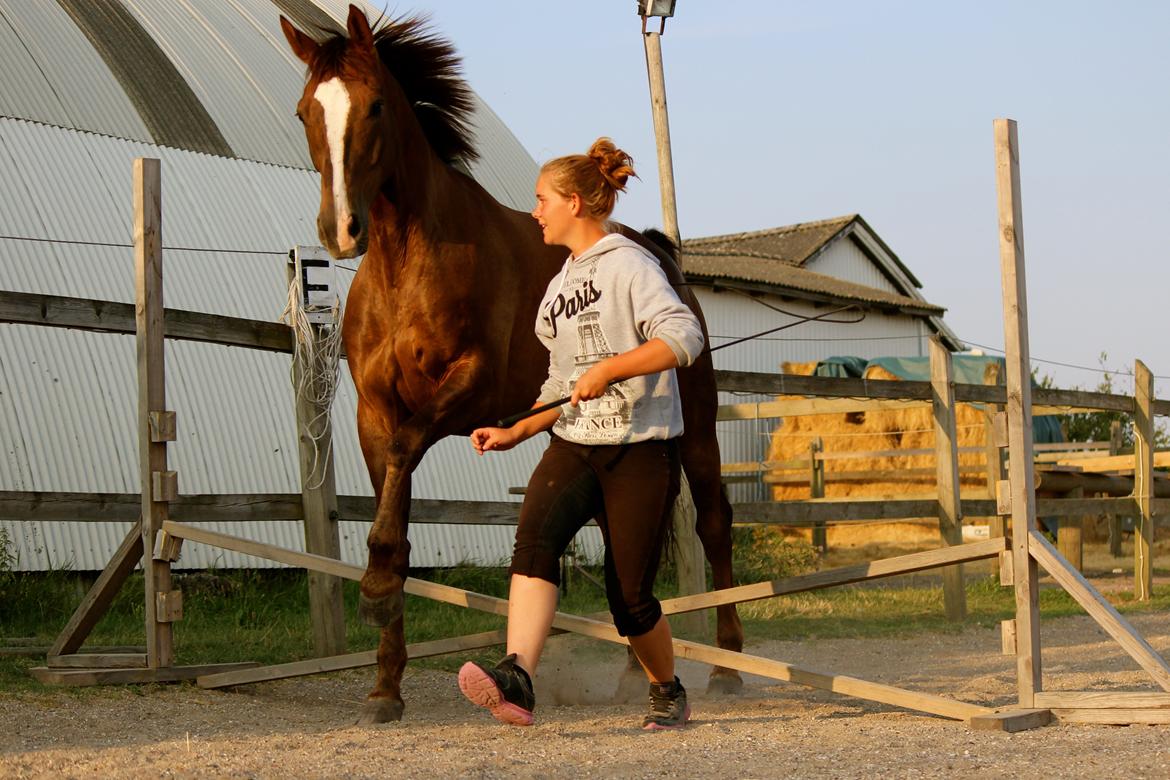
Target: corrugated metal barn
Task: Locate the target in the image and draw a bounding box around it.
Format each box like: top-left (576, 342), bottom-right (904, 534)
top-left (0, 1), bottom-right (958, 572)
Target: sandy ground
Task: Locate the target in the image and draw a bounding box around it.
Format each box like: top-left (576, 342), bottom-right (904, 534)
top-left (3, 601), bottom-right (1170, 780)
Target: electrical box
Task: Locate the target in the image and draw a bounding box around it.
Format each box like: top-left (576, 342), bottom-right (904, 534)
top-left (292, 245), bottom-right (338, 324)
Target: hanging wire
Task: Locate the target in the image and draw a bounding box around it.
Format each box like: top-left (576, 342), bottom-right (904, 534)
top-left (279, 275), bottom-right (344, 490)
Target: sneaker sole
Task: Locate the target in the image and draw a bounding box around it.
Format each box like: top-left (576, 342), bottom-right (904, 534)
top-left (642, 704), bottom-right (692, 731)
top-left (458, 662), bottom-right (534, 727)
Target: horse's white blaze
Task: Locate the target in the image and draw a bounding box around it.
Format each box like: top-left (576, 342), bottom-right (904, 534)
top-left (314, 78), bottom-right (353, 247)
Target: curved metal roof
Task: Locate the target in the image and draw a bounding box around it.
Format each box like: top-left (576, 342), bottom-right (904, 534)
top-left (0, 0), bottom-right (537, 206)
top-left (0, 1), bottom-right (555, 570)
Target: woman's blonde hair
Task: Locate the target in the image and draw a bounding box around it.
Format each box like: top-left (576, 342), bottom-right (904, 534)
top-left (540, 138), bottom-right (636, 220)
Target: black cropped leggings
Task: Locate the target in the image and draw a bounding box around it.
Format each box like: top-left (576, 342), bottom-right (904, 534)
top-left (509, 435), bottom-right (680, 637)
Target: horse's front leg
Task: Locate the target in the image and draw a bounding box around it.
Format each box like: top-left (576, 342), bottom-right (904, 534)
top-left (355, 357), bottom-right (489, 724)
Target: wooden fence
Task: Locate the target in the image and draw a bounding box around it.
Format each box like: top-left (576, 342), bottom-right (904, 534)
top-left (3, 132), bottom-right (1170, 728)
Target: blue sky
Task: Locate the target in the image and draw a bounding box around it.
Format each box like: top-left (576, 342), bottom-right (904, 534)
top-left (375, 2), bottom-right (1168, 393)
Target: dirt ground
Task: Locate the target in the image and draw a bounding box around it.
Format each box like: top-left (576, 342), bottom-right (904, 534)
top-left (3, 596), bottom-right (1170, 780)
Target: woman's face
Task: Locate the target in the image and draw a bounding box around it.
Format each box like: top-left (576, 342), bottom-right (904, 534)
top-left (532, 173), bottom-right (575, 247)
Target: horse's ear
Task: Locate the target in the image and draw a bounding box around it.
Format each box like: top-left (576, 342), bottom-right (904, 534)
top-left (347, 4), bottom-right (375, 52)
top-left (280, 15), bottom-right (318, 65)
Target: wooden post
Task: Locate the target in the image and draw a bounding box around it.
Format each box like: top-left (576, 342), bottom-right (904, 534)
top-left (810, 438), bottom-right (826, 551)
top-left (983, 363), bottom-right (1007, 540)
top-left (930, 337), bottom-right (966, 621)
top-left (994, 118), bottom-right (1041, 706)
top-left (1108, 419), bottom-right (1124, 556)
top-left (1134, 360), bottom-right (1154, 601)
top-left (286, 262), bottom-right (346, 657)
top-left (134, 158), bottom-right (174, 669)
top-left (642, 22), bottom-right (680, 249)
top-left (1057, 486), bottom-right (1084, 572)
top-left (642, 19), bottom-right (705, 615)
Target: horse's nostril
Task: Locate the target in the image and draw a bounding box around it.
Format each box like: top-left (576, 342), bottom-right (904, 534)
top-left (347, 216), bottom-right (360, 238)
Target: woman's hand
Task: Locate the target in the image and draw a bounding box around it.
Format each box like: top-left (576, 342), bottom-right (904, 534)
top-left (470, 426), bottom-right (521, 455)
top-left (570, 361), bottom-right (614, 406)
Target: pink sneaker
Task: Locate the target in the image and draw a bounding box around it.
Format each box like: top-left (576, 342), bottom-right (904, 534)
top-left (458, 654), bottom-right (535, 726)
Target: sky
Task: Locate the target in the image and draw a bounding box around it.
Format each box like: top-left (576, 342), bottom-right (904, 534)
top-left (371, 1), bottom-right (1168, 394)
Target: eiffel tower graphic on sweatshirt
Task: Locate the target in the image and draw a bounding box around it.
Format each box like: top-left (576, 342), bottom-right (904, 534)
top-left (564, 309), bottom-right (632, 442)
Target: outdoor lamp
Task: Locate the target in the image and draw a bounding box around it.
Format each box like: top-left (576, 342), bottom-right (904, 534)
top-left (637, 0), bottom-right (677, 18)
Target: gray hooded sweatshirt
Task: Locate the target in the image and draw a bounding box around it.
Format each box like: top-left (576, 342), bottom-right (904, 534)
top-left (534, 232), bottom-right (704, 445)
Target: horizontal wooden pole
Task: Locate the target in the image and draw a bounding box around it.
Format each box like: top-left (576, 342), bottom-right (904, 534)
top-left (163, 521), bottom-right (362, 579)
top-left (28, 662), bottom-right (257, 686)
top-left (0, 290), bottom-right (294, 353)
top-left (47, 653), bottom-right (148, 669)
top-left (1050, 708), bottom-right (1170, 725)
top-left (657, 538), bottom-right (1007, 615)
top-left (1034, 691), bottom-right (1170, 709)
top-left (198, 628), bottom-right (509, 689)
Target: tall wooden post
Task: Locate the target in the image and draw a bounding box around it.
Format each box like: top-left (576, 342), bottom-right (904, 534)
top-left (1108, 419), bottom-right (1124, 556)
top-left (930, 337), bottom-right (966, 620)
top-left (642, 16), bottom-right (704, 611)
top-left (994, 119), bottom-right (1041, 705)
top-left (810, 438), bottom-right (826, 551)
top-left (1057, 486), bottom-right (1084, 572)
top-left (1133, 360), bottom-right (1154, 601)
top-left (135, 158), bottom-right (176, 669)
top-left (982, 362), bottom-right (1007, 541)
top-left (642, 21), bottom-right (680, 249)
top-left (286, 262), bottom-right (346, 657)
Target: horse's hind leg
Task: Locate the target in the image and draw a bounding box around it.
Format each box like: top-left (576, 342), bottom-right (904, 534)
top-left (682, 437), bottom-right (745, 695)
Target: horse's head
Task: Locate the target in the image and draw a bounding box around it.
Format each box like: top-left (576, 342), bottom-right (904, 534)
top-left (281, 5), bottom-right (478, 259)
top-left (281, 7), bottom-right (390, 258)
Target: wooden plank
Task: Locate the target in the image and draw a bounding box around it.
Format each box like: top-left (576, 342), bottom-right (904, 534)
top-left (716, 397), bottom-right (929, 421)
top-left (0, 290), bottom-right (295, 354)
top-left (135, 157), bottom-right (173, 669)
top-left (48, 525), bottom-right (142, 657)
top-left (198, 629), bottom-right (509, 689)
top-left (765, 466), bottom-right (984, 484)
top-left (162, 521), bottom-right (362, 580)
top-left (1000, 619), bottom-right (1016, 655)
top-left (712, 370), bottom-right (1138, 414)
top-left (148, 411), bottom-right (176, 442)
top-left (1134, 360), bottom-right (1155, 601)
top-left (1054, 450), bottom-right (1170, 474)
top-left (1034, 691), bottom-right (1170, 709)
top-left (404, 576), bottom-right (990, 721)
top-left (28, 662), bottom-right (257, 687)
top-left (968, 709), bottom-right (1051, 732)
top-left (1056, 487), bottom-right (1084, 572)
top-left (1029, 530), bottom-right (1170, 691)
top-left (994, 118), bottom-right (1041, 706)
top-left (47, 653), bottom-right (148, 669)
top-left (930, 337), bottom-right (966, 621)
top-left (656, 538), bottom-right (1007, 615)
top-left (1050, 709), bottom-right (1170, 725)
top-left (287, 260), bottom-right (345, 658)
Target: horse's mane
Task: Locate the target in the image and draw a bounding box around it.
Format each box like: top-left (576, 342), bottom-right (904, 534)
top-left (311, 14), bottom-right (478, 165)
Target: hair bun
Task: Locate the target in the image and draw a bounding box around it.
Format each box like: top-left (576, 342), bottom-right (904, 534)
top-left (587, 137), bottom-right (636, 192)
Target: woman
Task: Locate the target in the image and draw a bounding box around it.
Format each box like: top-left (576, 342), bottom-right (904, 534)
top-left (459, 138), bottom-right (701, 731)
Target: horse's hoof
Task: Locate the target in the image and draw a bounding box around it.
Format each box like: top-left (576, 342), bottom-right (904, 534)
top-left (707, 670), bottom-right (744, 696)
top-left (356, 697), bottom-right (404, 725)
top-left (358, 590), bottom-right (404, 627)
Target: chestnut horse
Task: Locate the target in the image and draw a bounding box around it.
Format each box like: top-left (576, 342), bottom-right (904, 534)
top-left (281, 5), bottom-right (742, 724)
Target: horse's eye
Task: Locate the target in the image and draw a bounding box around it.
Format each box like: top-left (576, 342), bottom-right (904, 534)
top-left (295, 111), bottom-right (305, 124)
top-left (369, 101), bottom-right (384, 119)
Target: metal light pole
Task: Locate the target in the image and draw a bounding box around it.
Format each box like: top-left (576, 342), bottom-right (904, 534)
top-left (639, 1), bottom-right (707, 632)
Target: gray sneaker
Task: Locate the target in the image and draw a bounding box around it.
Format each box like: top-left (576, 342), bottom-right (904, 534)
top-left (642, 676), bottom-right (691, 730)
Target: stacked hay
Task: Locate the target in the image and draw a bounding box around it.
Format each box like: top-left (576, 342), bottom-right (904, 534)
top-left (766, 361), bottom-right (998, 547)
